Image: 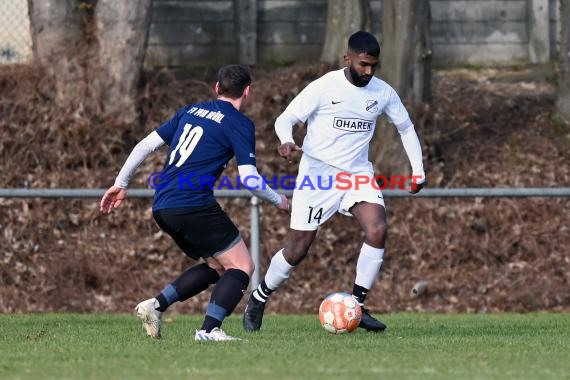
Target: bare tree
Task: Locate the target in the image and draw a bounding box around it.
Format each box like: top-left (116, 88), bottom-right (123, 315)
top-left (28, 0), bottom-right (152, 123)
top-left (320, 0), bottom-right (371, 67)
top-left (94, 0), bottom-right (153, 123)
top-left (374, 0), bottom-right (432, 176)
top-left (558, 0), bottom-right (570, 121)
top-left (380, 0), bottom-right (431, 105)
top-left (28, 0), bottom-right (85, 106)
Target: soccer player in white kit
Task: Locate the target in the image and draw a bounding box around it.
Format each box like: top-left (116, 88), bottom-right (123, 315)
top-left (243, 31), bottom-right (425, 332)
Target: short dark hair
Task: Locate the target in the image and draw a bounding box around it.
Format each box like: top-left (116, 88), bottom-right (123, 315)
top-left (348, 31), bottom-right (380, 57)
top-left (217, 64), bottom-right (252, 99)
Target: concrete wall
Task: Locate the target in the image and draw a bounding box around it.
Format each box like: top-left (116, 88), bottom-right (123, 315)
top-left (145, 0), bottom-right (237, 67)
top-left (146, 0), bottom-right (561, 67)
top-left (0, 0), bottom-right (562, 67)
top-left (431, 0), bottom-right (558, 65)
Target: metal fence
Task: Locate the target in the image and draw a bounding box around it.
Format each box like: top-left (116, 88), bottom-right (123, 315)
top-left (2, 187), bottom-right (570, 289)
top-left (0, 0), bottom-right (33, 64)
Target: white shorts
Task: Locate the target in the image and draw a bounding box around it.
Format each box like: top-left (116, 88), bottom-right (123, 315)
top-left (290, 155), bottom-right (385, 231)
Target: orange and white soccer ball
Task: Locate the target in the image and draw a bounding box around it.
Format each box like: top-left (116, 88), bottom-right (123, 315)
top-left (318, 292), bottom-right (362, 334)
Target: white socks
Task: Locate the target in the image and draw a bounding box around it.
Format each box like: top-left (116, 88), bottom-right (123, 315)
top-left (264, 249), bottom-right (295, 290)
top-left (355, 243), bottom-right (384, 290)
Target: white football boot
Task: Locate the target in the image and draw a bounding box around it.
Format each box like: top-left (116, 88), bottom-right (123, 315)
top-left (194, 327), bottom-right (241, 341)
top-left (134, 298), bottom-right (163, 339)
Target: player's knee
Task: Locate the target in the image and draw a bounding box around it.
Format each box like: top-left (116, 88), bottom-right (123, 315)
top-left (243, 260), bottom-right (254, 277)
top-left (216, 243), bottom-right (255, 276)
top-left (228, 257), bottom-right (254, 277)
top-left (365, 222), bottom-right (388, 247)
top-left (283, 245), bottom-right (309, 266)
top-left (283, 231), bottom-right (315, 265)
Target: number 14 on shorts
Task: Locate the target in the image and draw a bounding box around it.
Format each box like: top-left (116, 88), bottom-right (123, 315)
top-left (308, 206), bottom-right (324, 224)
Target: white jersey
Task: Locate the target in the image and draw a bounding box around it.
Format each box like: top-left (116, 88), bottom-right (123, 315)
top-left (285, 68), bottom-right (412, 173)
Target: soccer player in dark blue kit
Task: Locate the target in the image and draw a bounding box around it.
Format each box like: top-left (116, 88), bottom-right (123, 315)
top-left (100, 65), bottom-right (288, 341)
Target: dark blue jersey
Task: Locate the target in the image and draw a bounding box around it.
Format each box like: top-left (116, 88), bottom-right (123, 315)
top-left (152, 99), bottom-right (256, 210)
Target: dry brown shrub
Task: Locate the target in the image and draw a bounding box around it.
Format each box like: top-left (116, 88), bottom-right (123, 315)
top-left (1, 63), bottom-right (569, 314)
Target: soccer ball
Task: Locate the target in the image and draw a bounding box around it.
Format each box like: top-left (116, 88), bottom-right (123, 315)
top-left (318, 292), bottom-right (362, 334)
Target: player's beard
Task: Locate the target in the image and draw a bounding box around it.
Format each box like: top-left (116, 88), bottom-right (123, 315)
top-left (349, 66), bottom-right (373, 87)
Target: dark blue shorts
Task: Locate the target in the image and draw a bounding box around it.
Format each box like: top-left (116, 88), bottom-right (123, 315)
top-left (152, 203), bottom-right (241, 260)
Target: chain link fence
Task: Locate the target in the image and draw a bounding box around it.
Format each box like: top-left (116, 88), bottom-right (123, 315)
top-left (0, 0), bottom-right (33, 64)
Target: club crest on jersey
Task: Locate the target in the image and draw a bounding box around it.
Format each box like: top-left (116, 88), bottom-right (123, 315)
top-left (366, 100), bottom-right (379, 113)
top-left (333, 117), bottom-right (374, 132)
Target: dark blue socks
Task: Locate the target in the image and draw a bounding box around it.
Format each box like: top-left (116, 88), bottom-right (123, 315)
top-left (200, 268), bottom-right (250, 332)
top-left (155, 263), bottom-right (220, 312)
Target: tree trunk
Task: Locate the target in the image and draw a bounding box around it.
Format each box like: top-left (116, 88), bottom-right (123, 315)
top-left (373, 0), bottom-right (431, 177)
top-left (28, 0), bottom-right (86, 107)
top-left (28, 0), bottom-right (152, 123)
top-left (320, 0), bottom-right (371, 67)
top-left (380, 0), bottom-right (431, 105)
top-left (94, 0), bottom-right (153, 123)
top-left (557, 0), bottom-right (570, 121)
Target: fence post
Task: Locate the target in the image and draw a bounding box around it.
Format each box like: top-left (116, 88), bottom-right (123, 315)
top-left (250, 195), bottom-right (261, 290)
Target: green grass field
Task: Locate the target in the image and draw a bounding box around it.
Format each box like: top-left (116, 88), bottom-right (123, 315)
top-left (0, 313), bottom-right (569, 380)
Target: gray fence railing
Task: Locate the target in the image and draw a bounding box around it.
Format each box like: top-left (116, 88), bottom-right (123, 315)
top-left (2, 187), bottom-right (570, 289)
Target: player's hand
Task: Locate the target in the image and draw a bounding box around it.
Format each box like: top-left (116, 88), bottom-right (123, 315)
top-left (277, 142), bottom-right (302, 161)
top-left (277, 194), bottom-right (290, 212)
top-left (407, 179), bottom-right (425, 194)
top-left (100, 186), bottom-right (127, 214)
